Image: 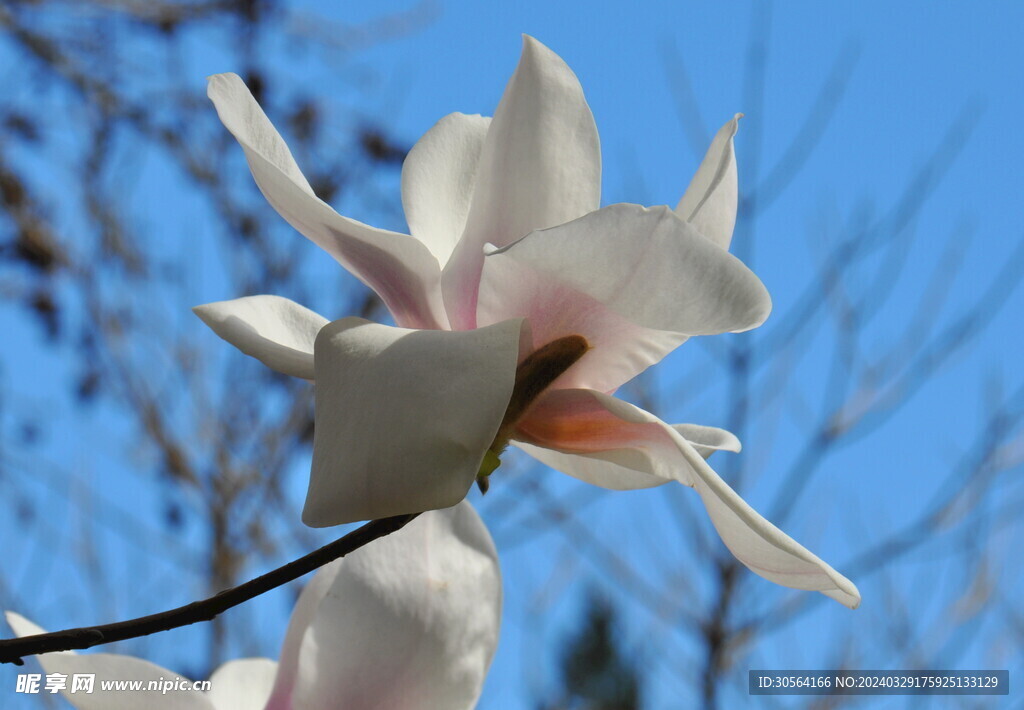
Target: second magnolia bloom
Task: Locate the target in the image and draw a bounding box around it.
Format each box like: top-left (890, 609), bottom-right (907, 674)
top-left (194, 37), bottom-right (860, 608)
top-left (7, 502), bottom-right (501, 710)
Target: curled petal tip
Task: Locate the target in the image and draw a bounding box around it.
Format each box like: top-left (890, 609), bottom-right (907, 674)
top-left (206, 72), bottom-right (243, 89)
top-left (191, 295), bottom-right (327, 380)
top-left (516, 35), bottom-right (562, 72)
top-left (832, 577), bottom-right (862, 609)
top-left (4, 610), bottom-right (29, 633)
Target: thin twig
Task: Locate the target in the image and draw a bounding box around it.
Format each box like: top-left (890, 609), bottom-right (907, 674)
top-left (0, 513), bottom-right (419, 665)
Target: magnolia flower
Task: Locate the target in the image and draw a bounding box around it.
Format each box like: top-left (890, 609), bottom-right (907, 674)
top-left (5, 502), bottom-right (501, 709)
top-left (195, 37), bottom-right (859, 607)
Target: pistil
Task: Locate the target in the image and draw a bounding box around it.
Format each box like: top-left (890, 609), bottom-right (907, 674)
top-left (476, 334), bottom-right (590, 492)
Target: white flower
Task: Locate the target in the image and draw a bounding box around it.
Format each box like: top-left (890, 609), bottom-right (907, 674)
top-left (6, 502), bottom-right (501, 709)
top-left (194, 37), bottom-right (859, 608)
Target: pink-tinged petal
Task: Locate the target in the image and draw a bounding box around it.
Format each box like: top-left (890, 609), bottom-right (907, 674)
top-left (264, 564), bottom-right (344, 710)
top-left (513, 391), bottom-right (861, 607)
top-left (290, 502), bottom-right (501, 710)
top-left (402, 113), bottom-right (491, 268)
top-left (207, 74), bottom-right (447, 330)
top-left (676, 115), bottom-right (741, 249)
top-left (193, 295), bottom-right (328, 379)
top-left (478, 204), bottom-right (770, 389)
top-left (514, 423), bottom-right (738, 489)
top-left (206, 659), bottom-right (277, 710)
top-left (514, 389), bottom-right (684, 488)
top-left (442, 36), bottom-right (601, 330)
top-left (516, 418), bottom-right (741, 489)
top-left (305, 317), bottom-right (523, 526)
top-left (4, 612), bottom-right (215, 710)
top-left (478, 247), bottom-right (687, 392)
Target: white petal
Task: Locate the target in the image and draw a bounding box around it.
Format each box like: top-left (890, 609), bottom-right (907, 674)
top-left (482, 203), bottom-right (771, 343)
top-left (514, 440), bottom-right (667, 490)
top-left (442, 36), bottom-right (601, 329)
top-left (263, 564), bottom-right (344, 710)
top-left (478, 248), bottom-right (688, 392)
top-left (208, 73), bottom-right (448, 330)
top-left (402, 113), bottom-right (491, 268)
top-left (291, 502), bottom-right (501, 710)
top-left (513, 391), bottom-right (861, 607)
top-left (672, 424), bottom-right (742, 458)
top-left (4, 612), bottom-right (214, 710)
top-left (304, 317), bottom-right (523, 525)
top-left (6, 610), bottom-right (47, 642)
top-left (676, 115), bottom-right (741, 249)
top-left (514, 423), bottom-right (740, 488)
top-left (193, 295), bottom-right (328, 379)
top-left (205, 659), bottom-right (277, 710)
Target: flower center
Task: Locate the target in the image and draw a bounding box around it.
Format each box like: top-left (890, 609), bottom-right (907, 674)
top-left (476, 334), bottom-right (590, 492)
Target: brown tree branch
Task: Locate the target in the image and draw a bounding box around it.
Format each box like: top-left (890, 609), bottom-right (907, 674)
top-left (0, 512), bottom-right (419, 665)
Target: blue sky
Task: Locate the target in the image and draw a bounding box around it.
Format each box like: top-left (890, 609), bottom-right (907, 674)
top-left (3, 1), bottom-right (1023, 708)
